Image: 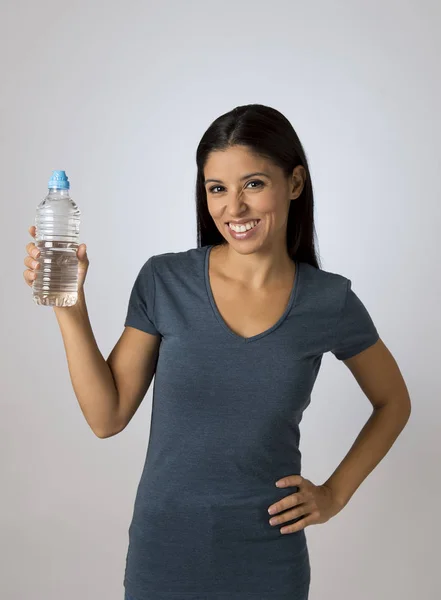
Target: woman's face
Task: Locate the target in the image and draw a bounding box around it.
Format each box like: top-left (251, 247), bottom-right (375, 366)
top-left (203, 145), bottom-right (305, 254)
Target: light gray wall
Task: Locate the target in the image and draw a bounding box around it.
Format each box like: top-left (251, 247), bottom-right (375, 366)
top-left (2, 1), bottom-right (439, 598)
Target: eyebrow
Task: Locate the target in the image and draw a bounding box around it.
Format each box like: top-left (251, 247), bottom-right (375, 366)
top-left (203, 171), bottom-right (271, 185)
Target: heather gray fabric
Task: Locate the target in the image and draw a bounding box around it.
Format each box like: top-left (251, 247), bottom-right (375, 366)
top-left (122, 244), bottom-right (379, 600)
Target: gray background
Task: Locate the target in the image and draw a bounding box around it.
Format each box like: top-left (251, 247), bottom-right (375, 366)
top-left (2, 1), bottom-right (440, 598)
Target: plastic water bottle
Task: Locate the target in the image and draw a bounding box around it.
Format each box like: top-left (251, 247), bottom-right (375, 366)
top-left (32, 170), bottom-right (81, 307)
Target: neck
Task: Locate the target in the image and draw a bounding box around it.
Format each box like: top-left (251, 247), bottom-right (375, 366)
top-left (215, 240), bottom-right (295, 289)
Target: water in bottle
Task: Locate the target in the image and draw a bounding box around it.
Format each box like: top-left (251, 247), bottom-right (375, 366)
top-left (32, 170), bottom-right (81, 307)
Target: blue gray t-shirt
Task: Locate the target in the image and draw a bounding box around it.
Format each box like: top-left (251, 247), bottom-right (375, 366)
top-left (123, 244), bottom-right (379, 600)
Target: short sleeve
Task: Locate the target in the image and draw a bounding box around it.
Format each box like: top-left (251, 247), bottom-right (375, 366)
top-left (330, 279), bottom-right (379, 360)
top-left (124, 256), bottom-right (160, 336)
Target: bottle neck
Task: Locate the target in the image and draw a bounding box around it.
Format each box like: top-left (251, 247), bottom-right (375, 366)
top-left (47, 188), bottom-right (71, 197)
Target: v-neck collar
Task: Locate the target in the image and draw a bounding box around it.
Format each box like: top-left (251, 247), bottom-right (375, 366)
top-left (204, 244), bottom-right (301, 344)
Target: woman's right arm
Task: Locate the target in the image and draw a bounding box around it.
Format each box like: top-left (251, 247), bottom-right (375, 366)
top-left (25, 227), bottom-right (160, 438)
top-left (53, 293), bottom-right (160, 438)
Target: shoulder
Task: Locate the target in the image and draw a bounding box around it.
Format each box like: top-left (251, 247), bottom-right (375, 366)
top-left (134, 247), bottom-right (208, 292)
top-left (298, 261), bottom-right (349, 312)
top-left (150, 246), bottom-right (207, 274)
top-left (295, 262), bottom-right (380, 358)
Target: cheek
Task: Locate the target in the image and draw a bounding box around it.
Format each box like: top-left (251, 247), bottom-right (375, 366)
top-left (252, 188), bottom-right (278, 208)
top-left (207, 201), bottom-right (223, 221)
top-left (256, 196), bottom-right (286, 220)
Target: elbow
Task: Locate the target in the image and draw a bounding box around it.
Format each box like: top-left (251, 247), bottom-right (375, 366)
top-left (374, 393), bottom-right (412, 426)
top-left (401, 392), bottom-right (412, 421)
top-left (94, 429), bottom-right (117, 439)
top-left (90, 409), bottom-right (127, 439)
top-left (92, 423), bottom-right (124, 439)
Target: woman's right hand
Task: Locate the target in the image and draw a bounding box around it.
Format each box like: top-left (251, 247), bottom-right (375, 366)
top-left (24, 225), bottom-right (89, 291)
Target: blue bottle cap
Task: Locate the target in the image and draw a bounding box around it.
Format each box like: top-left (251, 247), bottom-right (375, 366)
top-left (48, 170), bottom-right (70, 190)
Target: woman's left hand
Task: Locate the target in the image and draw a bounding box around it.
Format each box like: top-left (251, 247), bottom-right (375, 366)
top-left (267, 475), bottom-right (344, 534)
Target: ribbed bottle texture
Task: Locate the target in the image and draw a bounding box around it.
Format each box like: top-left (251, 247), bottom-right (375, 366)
top-left (32, 171), bottom-right (81, 307)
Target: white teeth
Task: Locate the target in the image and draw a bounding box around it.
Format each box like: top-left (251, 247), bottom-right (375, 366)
top-left (229, 220), bottom-right (259, 233)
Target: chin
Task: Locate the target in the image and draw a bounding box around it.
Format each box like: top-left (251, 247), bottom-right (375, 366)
top-left (226, 239), bottom-right (266, 255)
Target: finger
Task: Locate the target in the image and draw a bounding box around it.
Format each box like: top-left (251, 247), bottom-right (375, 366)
top-left (26, 241), bottom-right (39, 257)
top-left (276, 475), bottom-right (303, 488)
top-left (28, 225), bottom-right (36, 238)
top-left (77, 243), bottom-right (87, 260)
top-left (269, 503), bottom-right (310, 526)
top-left (24, 269), bottom-right (36, 286)
top-left (268, 492), bottom-right (306, 516)
top-left (280, 513), bottom-right (317, 535)
top-left (268, 490), bottom-right (304, 515)
top-left (24, 255), bottom-right (40, 269)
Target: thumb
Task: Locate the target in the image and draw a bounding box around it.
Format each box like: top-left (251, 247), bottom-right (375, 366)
top-left (77, 243), bottom-right (88, 261)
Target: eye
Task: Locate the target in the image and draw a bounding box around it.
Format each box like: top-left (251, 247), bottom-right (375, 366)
top-left (208, 180), bottom-right (264, 194)
top-left (208, 185), bottom-right (223, 194)
top-left (247, 179), bottom-right (264, 189)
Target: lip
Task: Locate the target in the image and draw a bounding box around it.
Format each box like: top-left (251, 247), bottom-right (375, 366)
top-left (225, 219), bottom-right (261, 240)
top-left (226, 218), bottom-right (261, 225)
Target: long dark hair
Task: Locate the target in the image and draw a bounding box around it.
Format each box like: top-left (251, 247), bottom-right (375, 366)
top-left (195, 104), bottom-right (321, 269)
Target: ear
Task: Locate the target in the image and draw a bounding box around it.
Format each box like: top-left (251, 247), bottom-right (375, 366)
top-left (290, 165), bottom-right (306, 199)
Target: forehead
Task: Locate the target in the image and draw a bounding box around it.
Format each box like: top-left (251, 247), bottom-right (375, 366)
top-left (204, 146), bottom-right (274, 176)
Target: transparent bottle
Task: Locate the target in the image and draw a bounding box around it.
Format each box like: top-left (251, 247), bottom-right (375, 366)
top-left (32, 170), bottom-right (81, 307)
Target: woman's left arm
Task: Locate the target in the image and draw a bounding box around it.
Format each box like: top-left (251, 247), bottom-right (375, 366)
top-left (322, 337), bottom-right (411, 509)
top-left (267, 339), bottom-right (412, 533)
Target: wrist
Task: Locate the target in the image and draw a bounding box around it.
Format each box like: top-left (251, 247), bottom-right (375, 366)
top-left (322, 481), bottom-right (351, 510)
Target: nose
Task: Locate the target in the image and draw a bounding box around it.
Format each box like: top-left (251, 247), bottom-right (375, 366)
top-left (226, 190), bottom-right (248, 218)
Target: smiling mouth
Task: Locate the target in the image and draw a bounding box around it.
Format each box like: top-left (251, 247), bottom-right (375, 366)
top-left (226, 219), bottom-right (261, 231)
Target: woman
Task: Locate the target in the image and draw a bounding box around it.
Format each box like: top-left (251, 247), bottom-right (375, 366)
top-left (24, 104), bottom-right (411, 600)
